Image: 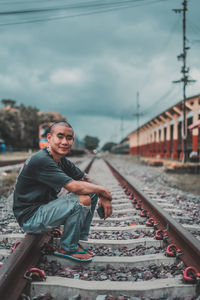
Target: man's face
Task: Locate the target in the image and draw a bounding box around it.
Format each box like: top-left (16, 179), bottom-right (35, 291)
top-left (47, 125), bottom-right (74, 158)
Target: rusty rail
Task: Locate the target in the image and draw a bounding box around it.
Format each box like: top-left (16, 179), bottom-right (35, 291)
top-left (84, 156), bottom-right (95, 173)
top-left (0, 159), bottom-right (26, 167)
top-left (105, 159), bottom-right (200, 271)
top-left (0, 234), bottom-right (51, 300)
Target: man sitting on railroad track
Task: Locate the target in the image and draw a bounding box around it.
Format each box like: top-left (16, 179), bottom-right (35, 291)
top-left (13, 121), bottom-right (112, 262)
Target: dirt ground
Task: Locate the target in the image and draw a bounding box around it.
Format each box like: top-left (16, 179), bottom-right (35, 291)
top-left (108, 154), bottom-right (200, 197)
top-left (162, 171), bottom-right (200, 196)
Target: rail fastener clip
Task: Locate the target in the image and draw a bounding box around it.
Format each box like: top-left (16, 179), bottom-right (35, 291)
top-left (183, 266), bottom-right (200, 284)
top-left (166, 244), bottom-right (182, 257)
top-left (11, 241), bottom-right (21, 252)
top-left (146, 217), bottom-right (158, 227)
top-left (155, 229), bottom-right (168, 240)
top-left (24, 268), bottom-right (46, 282)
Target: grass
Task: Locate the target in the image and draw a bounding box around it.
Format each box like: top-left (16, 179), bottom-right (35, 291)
top-left (0, 170), bottom-right (18, 198)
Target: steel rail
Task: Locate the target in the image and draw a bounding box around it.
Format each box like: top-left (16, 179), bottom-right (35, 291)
top-left (0, 156), bottom-right (95, 300)
top-left (105, 159), bottom-right (200, 272)
top-left (84, 156), bottom-right (95, 173)
top-left (0, 159), bottom-right (26, 167)
top-left (0, 233), bottom-right (51, 300)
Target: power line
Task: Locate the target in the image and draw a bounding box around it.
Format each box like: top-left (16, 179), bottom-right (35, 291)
top-left (0, 0), bottom-right (168, 26)
top-left (0, 0), bottom-right (168, 13)
top-left (138, 17), bottom-right (181, 92)
top-left (140, 84), bottom-right (178, 114)
top-left (187, 20), bottom-right (200, 44)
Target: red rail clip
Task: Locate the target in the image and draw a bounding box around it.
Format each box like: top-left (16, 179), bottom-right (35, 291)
top-left (24, 268), bottom-right (46, 281)
top-left (129, 194), bottom-right (134, 200)
top-left (131, 197), bottom-right (137, 204)
top-left (166, 244), bottom-right (182, 257)
top-left (146, 217), bottom-right (158, 227)
top-left (140, 209), bottom-right (149, 217)
top-left (183, 266), bottom-right (200, 284)
top-left (11, 241), bottom-right (21, 252)
top-left (136, 203), bottom-right (143, 210)
top-left (155, 230), bottom-right (168, 240)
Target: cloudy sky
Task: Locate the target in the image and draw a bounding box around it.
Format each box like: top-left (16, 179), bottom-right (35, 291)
top-left (0, 0), bottom-right (199, 147)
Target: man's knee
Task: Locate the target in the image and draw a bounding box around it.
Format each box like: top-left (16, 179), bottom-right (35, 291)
top-left (78, 195), bottom-right (91, 206)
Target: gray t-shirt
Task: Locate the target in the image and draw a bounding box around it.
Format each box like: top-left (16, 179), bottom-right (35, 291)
top-left (13, 148), bottom-right (84, 226)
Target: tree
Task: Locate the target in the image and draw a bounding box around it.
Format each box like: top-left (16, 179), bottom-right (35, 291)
top-left (39, 112), bottom-right (66, 124)
top-left (1, 99), bottom-right (16, 108)
top-left (102, 142), bottom-right (117, 152)
top-left (0, 109), bottom-right (21, 147)
top-left (19, 104), bottom-right (40, 149)
top-left (0, 98), bottom-right (67, 150)
top-left (83, 135), bottom-right (99, 151)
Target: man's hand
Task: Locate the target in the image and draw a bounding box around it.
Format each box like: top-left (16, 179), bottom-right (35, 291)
top-left (82, 174), bottom-right (112, 202)
top-left (99, 188), bottom-right (112, 202)
top-left (98, 198), bottom-right (112, 219)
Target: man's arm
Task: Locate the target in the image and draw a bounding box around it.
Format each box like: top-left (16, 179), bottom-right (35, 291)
top-left (65, 173), bottom-right (112, 219)
top-left (81, 173), bottom-right (113, 219)
top-left (81, 173), bottom-right (97, 184)
top-left (64, 180), bottom-right (112, 201)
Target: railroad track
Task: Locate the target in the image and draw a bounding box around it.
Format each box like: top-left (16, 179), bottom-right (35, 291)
top-left (0, 159), bottom-right (27, 168)
top-left (0, 157), bottom-right (200, 299)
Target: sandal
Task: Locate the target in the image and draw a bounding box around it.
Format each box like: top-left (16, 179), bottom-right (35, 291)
top-left (54, 247), bottom-right (92, 262)
top-left (78, 243), bottom-right (94, 256)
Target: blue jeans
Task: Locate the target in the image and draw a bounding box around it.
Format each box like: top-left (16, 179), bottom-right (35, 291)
top-left (22, 193), bottom-right (98, 253)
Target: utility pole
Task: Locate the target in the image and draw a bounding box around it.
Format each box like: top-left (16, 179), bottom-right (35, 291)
top-left (136, 92), bottom-right (140, 155)
top-left (120, 116), bottom-right (124, 142)
top-left (133, 92), bottom-right (143, 156)
top-left (173, 0), bottom-right (195, 163)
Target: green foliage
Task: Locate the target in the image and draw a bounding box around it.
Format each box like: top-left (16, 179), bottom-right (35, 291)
top-left (39, 112), bottom-right (66, 124)
top-left (1, 99), bottom-right (16, 107)
top-left (0, 109), bottom-right (21, 147)
top-left (0, 99), bottom-right (66, 150)
top-left (19, 104), bottom-right (40, 149)
top-left (83, 135), bottom-right (99, 151)
top-left (102, 142), bottom-right (117, 152)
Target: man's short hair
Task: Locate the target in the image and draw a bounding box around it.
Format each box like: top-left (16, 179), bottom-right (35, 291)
top-left (49, 121), bottom-right (73, 134)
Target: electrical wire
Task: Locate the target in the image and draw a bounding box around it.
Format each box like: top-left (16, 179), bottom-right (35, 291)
top-left (0, 0), bottom-right (169, 26)
top-left (140, 84), bottom-right (181, 115)
top-left (0, 0), bottom-right (168, 13)
top-left (187, 20), bottom-right (200, 44)
top-left (138, 17), bottom-right (181, 93)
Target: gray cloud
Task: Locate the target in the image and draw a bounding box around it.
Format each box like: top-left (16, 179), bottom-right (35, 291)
top-left (0, 0), bottom-right (199, 146)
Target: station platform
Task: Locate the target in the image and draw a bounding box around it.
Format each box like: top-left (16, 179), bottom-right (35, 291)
top-left (140, 156), bottom-right (200, 173)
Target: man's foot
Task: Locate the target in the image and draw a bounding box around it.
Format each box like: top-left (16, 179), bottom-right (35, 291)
top-left (54, 247), bottom-right (92, 262)
top-left (78, 243), bottom-right (94, 256)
